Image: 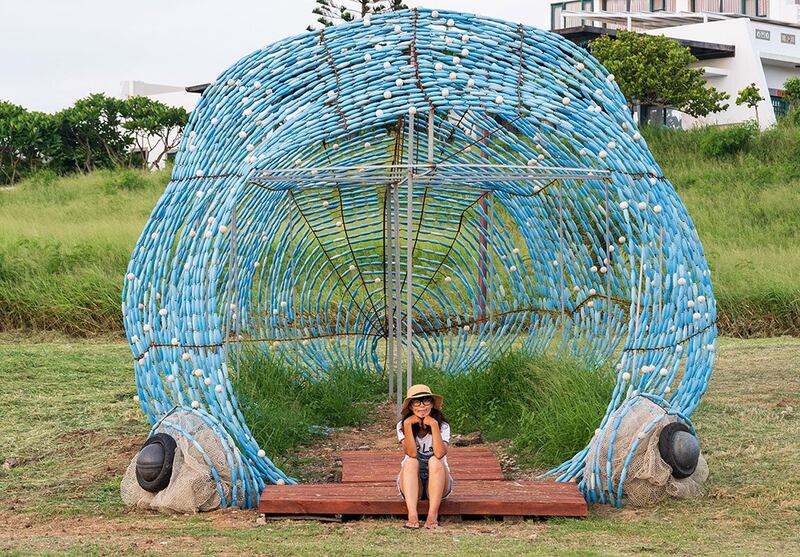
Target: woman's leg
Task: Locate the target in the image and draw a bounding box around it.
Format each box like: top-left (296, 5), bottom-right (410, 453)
top-left (424, 456), bottom-right (451, 529)
top-left (399, 457), bottom-right (421, 527)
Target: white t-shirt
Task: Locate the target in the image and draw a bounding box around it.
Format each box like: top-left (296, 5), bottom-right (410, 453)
top-left (396, 420), bottom-right (451, 467)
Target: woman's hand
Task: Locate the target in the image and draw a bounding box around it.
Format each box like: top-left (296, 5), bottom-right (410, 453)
top-left (404, 414), bottom-right (422, 427)
top-left (422, 416), bottom-right (438, 428)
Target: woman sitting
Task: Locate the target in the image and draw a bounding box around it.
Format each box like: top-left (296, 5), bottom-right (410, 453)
top-left (396, 384), bottom-right (454, 529)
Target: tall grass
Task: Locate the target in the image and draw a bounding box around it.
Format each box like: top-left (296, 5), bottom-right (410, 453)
top-left (232, 349), bottom-right (613, 472)
top-left (1, 119), bottom-right (799, 336)
top-left (418, 351), bottom-right (615, 468)
top-left (643, 119), bottom-right (800, 336)
top-left (231, 349), bottom-right (385, 466)
top-left (0, 167), bottom-right (168, 335)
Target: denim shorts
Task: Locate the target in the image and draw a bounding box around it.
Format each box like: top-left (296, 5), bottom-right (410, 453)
top-left (396, 454), bottom-right (454, 501)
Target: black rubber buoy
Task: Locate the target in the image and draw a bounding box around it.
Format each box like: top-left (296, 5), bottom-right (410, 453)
top-left (135, 433), bottom-right (177, 492)
top-left (658, 422), bottom-right (700, 479)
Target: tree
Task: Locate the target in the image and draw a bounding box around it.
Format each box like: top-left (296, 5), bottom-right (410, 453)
top-left (121, 96), bottom-right (189, 169)
top-left (53, 93), bottom-right (131, 174)
top-left (590, 31), bottom-right (729, 118)
top-left (735, 83), bottom-right (764, 125)
top-left (308, 0), bottom-right (407, 31)
top-left (0, 93), bottom-right (188, 183)
top-left (783, 77), bottom-right (800, 110)
top-left (0, 102), bottom-right (60, 185)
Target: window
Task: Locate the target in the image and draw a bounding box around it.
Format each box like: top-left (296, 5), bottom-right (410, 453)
top-left (601, 0), bottom-right (667, 9)
top-left (771, 96), bottom-right (789, 118)
top-left (551, 1), bottom-right (595, 29)
top-left (651, 0), bottom-right (677, 10)
top-left (692, 0), bottom-right (767, 14)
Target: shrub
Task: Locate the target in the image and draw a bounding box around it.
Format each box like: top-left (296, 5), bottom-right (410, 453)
top-left (105, 168), bottom-right (149, 193)
top-left (24, 168), bottom-right (59, 189)
top-left (700, 123), bottom-right (756, 158)
top-left (785, 107), bottom-right (800, 127)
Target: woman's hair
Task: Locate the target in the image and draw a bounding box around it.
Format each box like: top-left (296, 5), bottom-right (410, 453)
top-left (401, 398), bottom-right (448, 438)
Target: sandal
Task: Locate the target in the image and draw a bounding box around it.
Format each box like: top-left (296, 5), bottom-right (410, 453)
top-left (424, 520), bottom-right (439, 529)
top-left (403, 521), bottom-right (420, 529)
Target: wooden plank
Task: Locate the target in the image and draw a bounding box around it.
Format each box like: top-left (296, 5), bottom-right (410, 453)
top-left (260, 480), bottom-right (587, 518)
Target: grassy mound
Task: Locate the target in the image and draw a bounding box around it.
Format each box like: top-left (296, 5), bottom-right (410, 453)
top-left (646, 120), bottom-right (800, 336)
top-left (0, 167), bottom-right (168, 336)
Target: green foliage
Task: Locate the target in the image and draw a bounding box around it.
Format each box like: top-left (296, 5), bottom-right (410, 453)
top-left (589, 31), bottom-right (729, 117)
top-left (0, 101), bottom-right (61, 185)
top-left (308, 0), bottom-right (406, 31)
top-left (416, 352), bottom-right (541, 440)
top-left (232, 349), bottom-right (384, 461)
top-left (736, 83), bottom-right (763, 109)
top-left (783, 76), bottom-right (800, 109)
top-left (785, 107), bottom-right (800, 127)
top-left (0, 94), bottom-right (188, 185)
top-left (105, 168), bottom-right (150, 192)
top-left (53, 94), bottom-right (131, 174)
top-left (699, 122), bottom-right (756, 158)
top-left (122, 96), bottom-right (188, 169)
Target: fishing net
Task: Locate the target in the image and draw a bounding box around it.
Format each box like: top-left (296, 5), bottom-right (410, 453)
top-left (584, 397), bottom-right (708, 507)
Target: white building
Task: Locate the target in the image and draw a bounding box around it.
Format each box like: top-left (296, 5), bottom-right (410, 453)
top-left (120, 80), bottom-right (202, 168)
top-left (551, 0), bottom-right (800, 128)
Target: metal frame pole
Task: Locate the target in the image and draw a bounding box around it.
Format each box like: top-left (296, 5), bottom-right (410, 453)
top-left (393, 159), bottom-right (403, 419)
top-left (224, 203), bottom-right (234, 375)
top-left (231, 199), bottom-right (241, 375)
top-left (604, 180), bottom-right (612, 343)
top-left (558, 180), bottom-right (566, 344)
top-left (386, 183), bottom-right (395, 401)
top-left (406, 112), bottom-right (415, 392)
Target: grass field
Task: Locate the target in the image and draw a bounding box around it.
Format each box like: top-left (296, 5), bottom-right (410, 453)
top-left (1, 334), bottom-right (798, 556)
top-left (644, 122), bottom-right (800, 337)
top-left (1, 121), bottom-right (799, 337)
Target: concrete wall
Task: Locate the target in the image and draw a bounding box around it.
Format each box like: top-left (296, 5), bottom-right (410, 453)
top-left (646, 18), bottom-right (780, 129)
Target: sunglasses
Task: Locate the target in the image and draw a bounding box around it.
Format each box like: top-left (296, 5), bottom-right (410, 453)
top-left (410, 397), bottom-right (434, 407)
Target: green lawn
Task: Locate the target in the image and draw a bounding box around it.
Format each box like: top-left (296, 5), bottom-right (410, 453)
top-left (1, 335), bottom-right (798, 556)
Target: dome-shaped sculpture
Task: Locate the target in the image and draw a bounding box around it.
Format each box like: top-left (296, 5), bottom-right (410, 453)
top-left (123, 8), bottom-right (717, 508)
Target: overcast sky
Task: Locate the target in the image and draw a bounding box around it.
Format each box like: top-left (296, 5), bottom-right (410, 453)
top-left (0, 1), bottom-right (549, 114)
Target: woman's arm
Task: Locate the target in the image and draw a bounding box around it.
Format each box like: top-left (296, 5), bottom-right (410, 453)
top-left (424, 417), bottom-right (448, 459)
top-left (402, 416), bottom-right (419, 458)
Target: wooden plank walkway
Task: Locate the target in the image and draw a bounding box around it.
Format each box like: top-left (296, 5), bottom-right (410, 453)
top-left (260, 447), bottom-right (587, 518)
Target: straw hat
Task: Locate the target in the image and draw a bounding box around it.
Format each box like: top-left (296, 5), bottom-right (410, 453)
top-left (401, 384), bottom-right (443, 415)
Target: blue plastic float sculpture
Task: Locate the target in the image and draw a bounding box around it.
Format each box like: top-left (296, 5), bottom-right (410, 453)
top-left (123, 8), bottom-right (717, 508)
